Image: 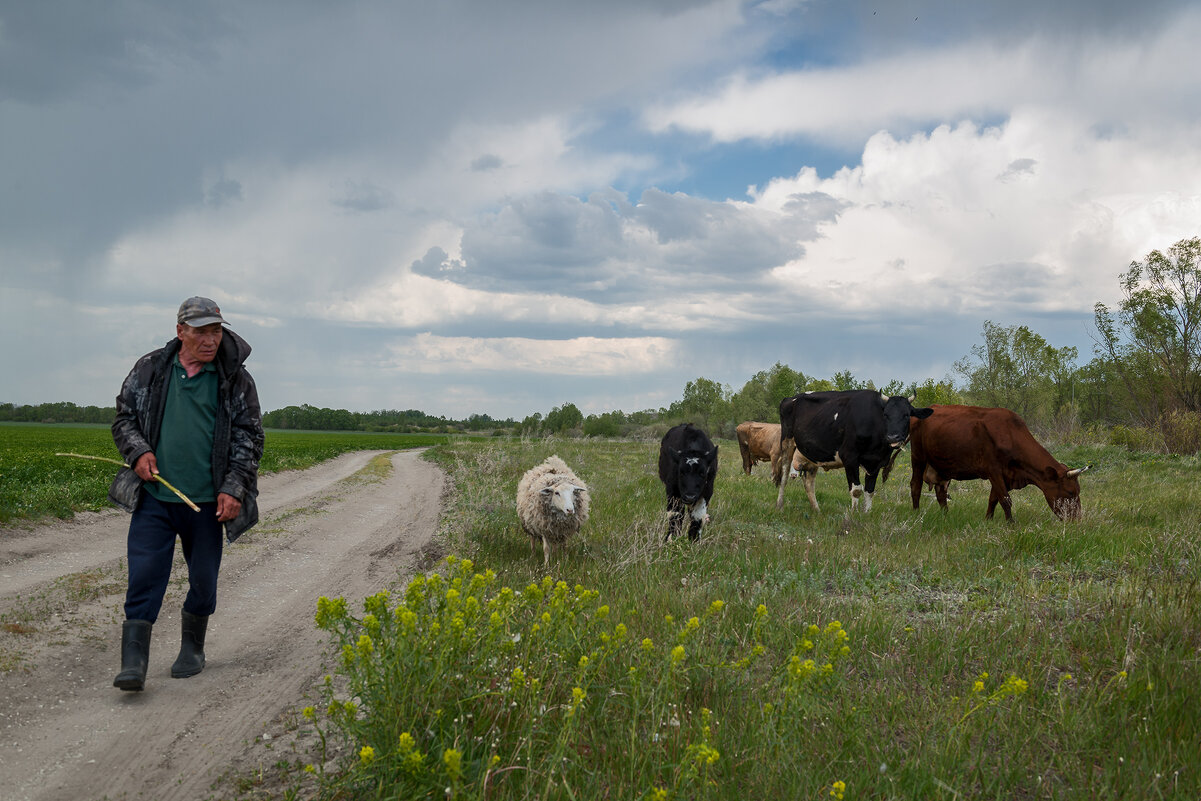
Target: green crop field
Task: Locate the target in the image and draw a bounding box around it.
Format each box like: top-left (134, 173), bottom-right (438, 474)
top-left (0, 423), bottom-right (463, 524)
top-left (302, 437), bottom-right (1200, 801)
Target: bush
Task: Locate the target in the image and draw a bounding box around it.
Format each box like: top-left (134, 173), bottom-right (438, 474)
top-left (1108, 424), bottom-right (1165, 453)
top-left (1160, 409), bottom-right (1201, 455)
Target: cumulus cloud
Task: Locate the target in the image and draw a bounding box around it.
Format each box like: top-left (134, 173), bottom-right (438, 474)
top-left (754, 112), bottom-right (1201, 317)
top-left (416, 185), bottom-right (826, 301)
top-left (645, 9), bottom-right (1201, 144)
top-left (331, 180), bottom-right (395, 213)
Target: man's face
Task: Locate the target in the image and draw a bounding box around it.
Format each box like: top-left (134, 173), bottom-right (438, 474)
top-left (177, 322), bottom-right (223, 364)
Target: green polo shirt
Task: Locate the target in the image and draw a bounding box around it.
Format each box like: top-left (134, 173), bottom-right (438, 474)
top-left (146, 354), bottom-right (218, 504)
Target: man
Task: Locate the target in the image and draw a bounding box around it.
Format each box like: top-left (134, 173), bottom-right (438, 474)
top-left (108, 296), bottom-right (264, 691)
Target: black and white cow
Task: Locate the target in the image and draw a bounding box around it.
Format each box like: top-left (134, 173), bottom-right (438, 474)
top-left (658, 423), bottom-right (718, 541)
top-left (776, 390), bottom-right (933, 513)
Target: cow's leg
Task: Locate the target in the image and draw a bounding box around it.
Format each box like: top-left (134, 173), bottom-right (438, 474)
top-left (776, 440), bottom-right (797, 510)
top-left (687, 498), bottom-right (708, 540)
top-left (845, 461), bottom-right (863, 512)
top-left (862, 469), bottom-right (881, 512)
top-left (666, 497), bottom-right (685, 541)
top-left (802, 467), bottom-right (820, 511)
top-left (909, 458), bottom-right (926, 509)
top-left (934, 481), bottom-right (950, 510)
top-left (985, 474), bottom-right (1012, 520)
top-left (998, 482), bottom-right (1014, 520)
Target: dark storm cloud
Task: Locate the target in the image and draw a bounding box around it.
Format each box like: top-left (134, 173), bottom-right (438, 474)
top-left (0, 2), bottom-right (229, 103)
top-left (760, 0), bottom-right (1188, 61)
top-left (205, 178), bottom-right (244, 208)
top-left (420, 185), bottom-right (839, 299)
top-left (471, 154), bottom-right (504, 171)
top-left (331, 181), bottom-right (395, 213)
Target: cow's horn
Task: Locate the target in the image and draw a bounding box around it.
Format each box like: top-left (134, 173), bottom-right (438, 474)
top-left (1066, 464), bottom-right (1091, 478)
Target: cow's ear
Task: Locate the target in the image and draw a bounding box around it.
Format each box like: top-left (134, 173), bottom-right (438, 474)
top-left (912, 406), bottom-right (935, 419)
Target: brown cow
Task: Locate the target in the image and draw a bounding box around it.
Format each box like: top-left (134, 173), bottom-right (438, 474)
top-left (736, 422), bottom-right (798, 478)
top-left (908, 404), bottom-right (1088, 520)
top-left (735, 421), bottom-right (840, 511)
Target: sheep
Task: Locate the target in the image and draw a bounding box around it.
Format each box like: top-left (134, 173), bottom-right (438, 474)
top-left (515, 455), bottom-right (590, 566)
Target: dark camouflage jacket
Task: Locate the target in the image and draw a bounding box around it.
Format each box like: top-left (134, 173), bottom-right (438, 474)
top-left (109, 329), bottom-right (264, 542)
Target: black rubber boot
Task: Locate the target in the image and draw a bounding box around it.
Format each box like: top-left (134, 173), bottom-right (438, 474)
top-left (171, 610), bottom-right (208, 678)
top-left (113, 619), bottom-right (153, 691)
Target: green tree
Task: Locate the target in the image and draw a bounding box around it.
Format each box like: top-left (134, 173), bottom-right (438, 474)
top-left (544, 403), bottom-right (583, 434)
top-left (910, 378), bottom-right (962, 407)
top-left (730, 363), bottom-right (807, 423)
top-left (517, 412), bottom-right (543, 436)
top-left (671, 377), bottom-right (732, 434)
top-left (583, 411), bottom-right (624, 438)
top-left (1094, 236), bottom-right (1201, 419)
top-left (954, 321), bottom-right (1078, 424)
top-left (832, 370), bottom-right (861, 391)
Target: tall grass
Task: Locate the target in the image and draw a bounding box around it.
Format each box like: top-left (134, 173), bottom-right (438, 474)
top-left (300, 437), bottom-right (1200, 800)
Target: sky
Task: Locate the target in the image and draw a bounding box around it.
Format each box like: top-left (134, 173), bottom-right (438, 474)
top-left (3, 0), bottom-right (1200, 421)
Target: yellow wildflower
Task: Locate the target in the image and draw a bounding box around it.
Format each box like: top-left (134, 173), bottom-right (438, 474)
top-left (443, 748), bottom-right (463, 781)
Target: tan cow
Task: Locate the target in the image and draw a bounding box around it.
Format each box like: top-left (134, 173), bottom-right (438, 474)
top-left (736, 420), bottom-right (838, 510)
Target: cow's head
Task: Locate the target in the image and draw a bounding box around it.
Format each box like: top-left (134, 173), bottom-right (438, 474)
top-left (671, 447), bottom-right (717, 504)
top-left (883, 395), bottom-right (934, 448)
top-left (1047, 464), bottom-right (1089, 520)
top-left (541, 481), bottom-right (586, 516)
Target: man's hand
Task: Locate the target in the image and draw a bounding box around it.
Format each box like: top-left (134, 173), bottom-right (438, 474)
top-left (133, 452), bottom-right (158, 482)
top-left (216, 492), bottom-right (242, 522)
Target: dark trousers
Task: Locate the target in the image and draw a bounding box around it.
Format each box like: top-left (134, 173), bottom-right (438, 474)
top-left (124, 492), bottom-right (224, 623)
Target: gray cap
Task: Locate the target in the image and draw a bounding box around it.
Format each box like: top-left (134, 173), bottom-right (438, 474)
top-left (177, 296), bottom-right (228, 327)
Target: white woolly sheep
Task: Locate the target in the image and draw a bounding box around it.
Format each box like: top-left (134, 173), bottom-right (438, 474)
top-left (515, 455), bottom-right (590, 566)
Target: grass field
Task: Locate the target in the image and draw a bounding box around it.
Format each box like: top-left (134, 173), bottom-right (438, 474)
top-left (290, 436), bottom-right (1201, 801)
top-left (0, 423), bottom-right (463, 524)
top-left (4, 426), bottom-right (1198, 799)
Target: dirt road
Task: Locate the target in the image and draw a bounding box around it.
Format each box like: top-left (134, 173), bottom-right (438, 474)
top-left (0, 449), bottom-right (446, 801)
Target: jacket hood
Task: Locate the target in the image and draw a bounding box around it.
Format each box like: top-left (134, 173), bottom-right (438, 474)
top-left (218, 327), bottom-right (253, 370)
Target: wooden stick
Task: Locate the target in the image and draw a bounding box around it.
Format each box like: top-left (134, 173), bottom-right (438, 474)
top-left (55, 452), bottom-right (202, 512)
